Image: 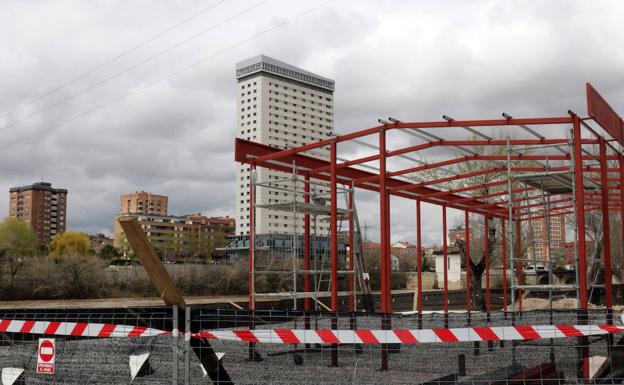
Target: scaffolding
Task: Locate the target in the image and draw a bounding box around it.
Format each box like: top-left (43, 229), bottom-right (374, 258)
top-left (249, 166), bottom-right (371, 312)
top-left (235, 82), bottom-right (624, 375)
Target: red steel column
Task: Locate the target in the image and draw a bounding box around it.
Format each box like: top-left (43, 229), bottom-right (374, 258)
top-left (465, 211), bottom-right (471, 312)
top-left (416, 199), bottom-right (423, 314)
top-left (443, 205), bottom-right (449, 318)
top-left (330, 142), bottom-right (339, 310)
top-left (573, 116), bottom-right (589, 380)
top-left (379, 128), bottom-right (389, 314)
top-left (484, 215), bottom-right (490, 315)
top-left (599, 138), bottom-right (613, 313)
top-left (304, 174), bottom-right (311, 313)
top-left (379, 128), bottom-right (390, 371)
top-left (573, 116), bottom-right (589, 309)
top-left (248, 163), bottom-right (256, 360)
top-left (329, 141), bottom-right (338, 367)
top-left (248, 163), bottom-right (256, 310)
top-left (620, 154), bottom-right (624, 310)
top-left (385, 190), bottom-right (392, 310)
top-left (501, 219), bottom-right (508, 312)
top-left (516, 220), bottom-right (523, 311)
top-left (303, 173), bottom-right (311, 344)
top-left (348, 186), bottom-right (355, 311)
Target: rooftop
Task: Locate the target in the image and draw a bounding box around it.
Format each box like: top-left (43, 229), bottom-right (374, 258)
top-left (9, 181), bottom-right (67, 193)
top-left (235, 54), bottom-right (335, 92)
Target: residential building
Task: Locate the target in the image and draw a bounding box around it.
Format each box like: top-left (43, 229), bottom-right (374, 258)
top-left (448, 225), bottom-right (465, 245)
top-left (234, 54), bottom-right (335, 236)
top-left (433, 243), bottom-right (462, 287)
top-left (120, 191), bottom-right (168, 215)
top-left (8, 182), bottom-right (67, 244)
top-left (114, 213), bottom-right (235, 260)
top-left (528, 215), bottom-right (566, 263)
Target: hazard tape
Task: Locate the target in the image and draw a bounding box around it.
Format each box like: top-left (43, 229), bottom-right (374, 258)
top-left (5, 318), bottom-right (622, 344)
top-left (194, 324), bottom-right (624, 345)
top-left (0, 319), bottom-right (169, 338)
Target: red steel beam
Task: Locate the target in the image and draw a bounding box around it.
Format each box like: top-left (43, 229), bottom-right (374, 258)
top-left (383, 153), bottom-right (578, 181)
top-left (421, 180), bottom-right (509, 200)
top-left (235, 139), bottom-right (509, 218)
top-left (472, 191), bottom-right (552, 210)
top-left (456, 188), bottom-right (534, 207)
top-left (490, 197), bottom-right (574, 215)
top-left (251, 117), bottom-right (577, 165)
top-left (394, 166), bottom-right (568, 193)
top-left (518, 210), bottom-right (576, 222)
top-left (516, 204), bottom-right (578, 219)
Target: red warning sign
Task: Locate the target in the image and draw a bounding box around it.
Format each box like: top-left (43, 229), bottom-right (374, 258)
top-left (37, 338), bottom-right (55, 374)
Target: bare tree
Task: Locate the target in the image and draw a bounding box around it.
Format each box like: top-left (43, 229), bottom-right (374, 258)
top-left (456, 220), bottom-right (496, 311)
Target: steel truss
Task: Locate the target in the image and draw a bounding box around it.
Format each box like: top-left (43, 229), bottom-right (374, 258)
top-left (235, 83), bottom-right (624, 377)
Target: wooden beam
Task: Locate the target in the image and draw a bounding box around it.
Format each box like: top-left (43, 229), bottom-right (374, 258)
top-left (117, 216), bottom-right (186, 308)
top-left (117, 216), bottom-right (233, 385)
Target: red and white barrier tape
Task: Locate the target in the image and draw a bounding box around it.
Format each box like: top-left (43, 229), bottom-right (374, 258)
top-left (4, 318), bottom-right (623, 344)
top-left (0, 319), bottom-right (169, 338)
top-left (195, 324), bottom-right (624, 345)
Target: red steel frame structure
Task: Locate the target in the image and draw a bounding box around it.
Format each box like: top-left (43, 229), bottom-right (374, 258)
top-left (235, 83), bottom-right (624, 377)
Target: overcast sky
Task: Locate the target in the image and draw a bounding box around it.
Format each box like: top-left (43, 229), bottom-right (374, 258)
top-left (1, 0), bottom-right (623, 245)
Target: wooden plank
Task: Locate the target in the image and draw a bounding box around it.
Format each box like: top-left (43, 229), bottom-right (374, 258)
top-left (117, 216), bottom-right (233, 385)
top-left (117, 216), bottom-right (187, 309)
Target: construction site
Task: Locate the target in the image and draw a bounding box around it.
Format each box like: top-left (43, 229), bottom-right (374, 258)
top-left (2, 82), bottom-right (624, 384)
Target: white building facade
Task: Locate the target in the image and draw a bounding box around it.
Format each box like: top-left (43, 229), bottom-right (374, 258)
top-left (235, 55), bottom-right (335, 236)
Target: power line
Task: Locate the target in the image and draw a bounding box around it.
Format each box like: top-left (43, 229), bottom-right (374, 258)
top-left (0, 0), bottom-right (335, 151)
top-left (0, 0), bottom-right (228, 121)
top-left (0, 0), bottom-right (270, 135)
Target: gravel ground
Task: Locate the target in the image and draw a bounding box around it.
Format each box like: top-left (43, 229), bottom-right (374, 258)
top-left (0, 310), bottom-right (617, 384)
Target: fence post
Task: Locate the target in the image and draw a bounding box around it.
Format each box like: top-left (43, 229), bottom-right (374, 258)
top-left (185, 305), bottom-right (191, 385)
top-left (173, 305), bottom-right (179, 385)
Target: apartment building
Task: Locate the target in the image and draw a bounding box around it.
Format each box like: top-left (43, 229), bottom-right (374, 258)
top-left (8, 182), bottom-right (67, 244)
top-left (114, 213), bottom-right (235, 260)
top-left (235, 55), bottom-right (335, 236)
top-left (528, 215), bottom-right (566, 263)
top-left (114, 191), bottom-right (234, 259)
top-left (120, 191), bottom-right (168, 215)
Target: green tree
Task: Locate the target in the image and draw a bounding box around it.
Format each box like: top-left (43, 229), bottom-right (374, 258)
top-left (0, 218), bottom-right (40, 295)
top-left (98, 244), bottom-right (119, 259)
top-left (50, 232), bottom-right (91, 257)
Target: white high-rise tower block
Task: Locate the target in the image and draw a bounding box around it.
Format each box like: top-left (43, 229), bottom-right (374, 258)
top-left (234, 55), bottom-right (335, 236)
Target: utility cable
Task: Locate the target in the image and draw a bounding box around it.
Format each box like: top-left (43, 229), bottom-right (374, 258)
top-left (0, 0), bottom-right (335, 151)
top-left (0, 0), bottom-right (269, 134)
top-left (0, 0), bottom-right (228, 120)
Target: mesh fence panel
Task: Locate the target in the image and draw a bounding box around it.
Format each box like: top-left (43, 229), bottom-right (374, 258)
top-left (0, 308), bottom-right (621, 384)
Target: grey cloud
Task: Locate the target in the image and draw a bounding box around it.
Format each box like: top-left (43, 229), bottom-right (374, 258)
top-left (0, 0), bottom-right (623, 241)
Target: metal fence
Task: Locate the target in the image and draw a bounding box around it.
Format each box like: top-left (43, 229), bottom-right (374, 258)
top-left (0, 307), bottom-right (622, 384)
